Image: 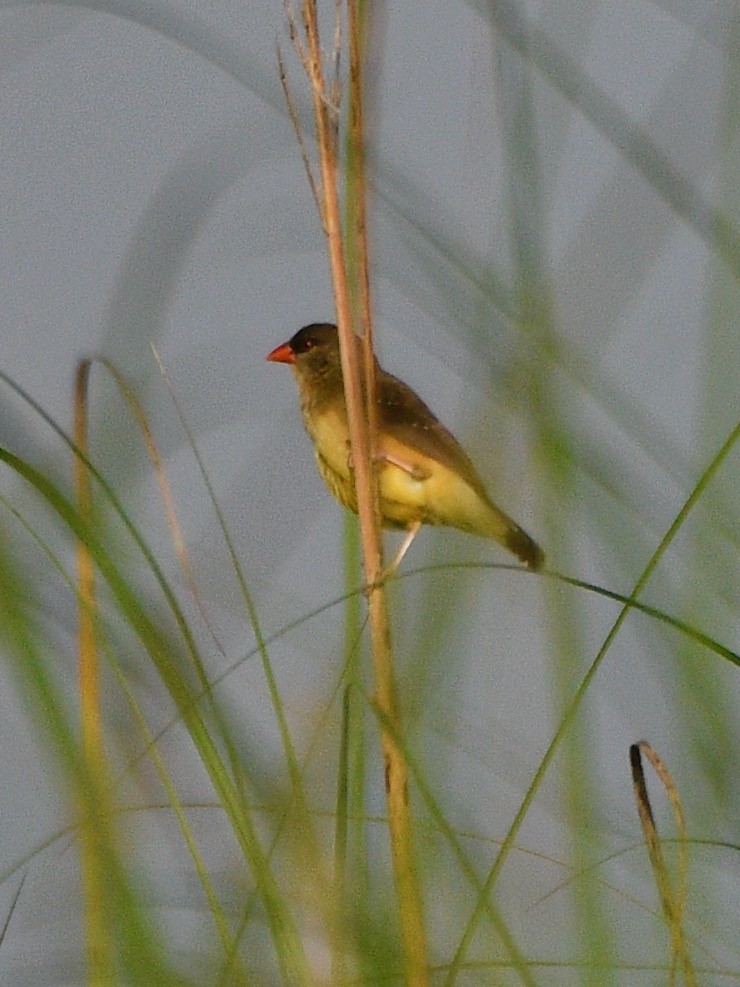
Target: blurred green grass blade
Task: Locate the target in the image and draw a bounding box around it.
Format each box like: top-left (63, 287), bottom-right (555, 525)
top-left (367, 702), bottom-right (537, 987)
top-left (110, 661), bottom-right (252, 984)
top-left (0, 445), bottom-right (311, 983)
top-left (398, 562), bottom-right (738, 666)
top-left (474, 0), bottom-right (740, 275)
top-left (678, 44), bottom-right (740, 819)
top-left (453, 418), bottom-right (740, 968)
top-left (0, 489), bottom-right (252, 979)
top-left (151, 347), bottom-right (314, 830)
top-left (0, 365), bottom-right (315, 932)
top-left (0, 0), bottom-right (282, 102)
top-left (0, 367), bottom-right (214, 691)
top-left (556, 576), bottom-right (739, 668)
top-left (151, 350), bottom-right (340, 966)
top-left (497, 21), bottom-right (616, 978)
top-left (0, 530), bottom-right (188, 984)
top-left (336, 516), bottom-right (368, 918)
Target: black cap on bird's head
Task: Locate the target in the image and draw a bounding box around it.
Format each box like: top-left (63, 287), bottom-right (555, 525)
top-left (266, 323), bottom-right (339, 365)
top-left (267, 324), bottom-right (345, 388)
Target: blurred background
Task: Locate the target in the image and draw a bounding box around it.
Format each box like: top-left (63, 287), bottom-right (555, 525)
top-left (0, 0), bottom-right (737, 983)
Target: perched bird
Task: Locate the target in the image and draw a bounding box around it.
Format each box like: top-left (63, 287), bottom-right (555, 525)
top-left (267, 323), bottom-right (544, 572)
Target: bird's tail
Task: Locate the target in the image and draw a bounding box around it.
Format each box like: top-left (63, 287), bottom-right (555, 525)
top-left (432, 477), bottom-right (545, 570)
top-left (470, 493), bottom-right (544, 570)
top-left (504, 525), bottom-right (544, 571)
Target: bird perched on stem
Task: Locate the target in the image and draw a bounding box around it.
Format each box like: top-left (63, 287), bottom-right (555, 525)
top-left (267, 323), bottom-right (544, 573)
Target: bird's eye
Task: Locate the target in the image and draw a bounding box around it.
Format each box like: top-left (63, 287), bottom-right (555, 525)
top-left (295, 337), bottom-right (315, 354)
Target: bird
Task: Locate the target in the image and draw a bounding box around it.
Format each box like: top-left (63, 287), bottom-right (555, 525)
top-left (267, 322), bottom-right (544, 573)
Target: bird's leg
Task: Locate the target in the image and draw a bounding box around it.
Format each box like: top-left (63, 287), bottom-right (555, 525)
top-left (364, 521), bottom-right (421, 595)
top-left (346, 444), bottom-right (428, 482)
top-left (377, 451), bottom-right (429, 481)
top-left (384, 521), bottom-right (422, 577)
top-left (345, 443), bottom-right (425, 589)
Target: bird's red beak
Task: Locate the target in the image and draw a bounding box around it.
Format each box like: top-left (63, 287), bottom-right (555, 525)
top-left (266, 341), bottom-right (296, 365)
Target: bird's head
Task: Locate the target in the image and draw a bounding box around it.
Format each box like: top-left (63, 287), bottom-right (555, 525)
top-left (267, 323), bottom-right (343, 385)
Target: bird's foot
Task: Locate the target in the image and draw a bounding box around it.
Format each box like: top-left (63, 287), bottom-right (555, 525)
top-left (378, 451), bottom-right (428, 481)
top-left (346, 444), bottom-right (428, 482)
top-left (360, 521), bottom-right (422, 596)
top-left (386, 521), bottom-right (421, 573)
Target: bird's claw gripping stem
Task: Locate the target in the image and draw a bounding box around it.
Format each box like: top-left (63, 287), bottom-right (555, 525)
top-left (346, 443), bottom-right (428, 482)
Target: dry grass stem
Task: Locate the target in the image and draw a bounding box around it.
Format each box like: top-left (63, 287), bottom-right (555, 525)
top-left (284, 2), bottom-right (429, 982)
top-left (83, 355), bottom-right (226, 658)
top-left (277, 44), bottom-right (324, 224)
top-left (73, 358), bottom-right (114, 984)
top-left (630, 742), bottom-right (695, 986)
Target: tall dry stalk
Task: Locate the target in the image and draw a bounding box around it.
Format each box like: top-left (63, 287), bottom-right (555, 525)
top-left (283, 2), bottom-right (429, 981)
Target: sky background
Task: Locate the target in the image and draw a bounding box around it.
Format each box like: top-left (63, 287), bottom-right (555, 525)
top-left (0, 0), bottom-right (737, 982)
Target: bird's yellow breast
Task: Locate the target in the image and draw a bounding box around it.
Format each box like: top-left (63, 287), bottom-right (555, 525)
top-left (302, 405), bottom-right (357, 512)
top-left (304, 402), bottom-right (505, 537)
top-left (307, 406), bottom-right (352, 480)
top-left (378, 451), bottom-right (491, 532)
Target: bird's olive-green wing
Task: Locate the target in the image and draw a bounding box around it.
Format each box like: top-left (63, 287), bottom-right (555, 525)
top-left (375, 369), bottom-right (491, 500)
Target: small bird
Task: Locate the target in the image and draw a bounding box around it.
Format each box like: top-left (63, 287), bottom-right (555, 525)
top-left (267, 323), bottom-right (544, 572)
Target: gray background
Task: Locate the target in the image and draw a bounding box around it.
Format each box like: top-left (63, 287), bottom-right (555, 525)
top-left (0, 0), bottom-right (737, 982)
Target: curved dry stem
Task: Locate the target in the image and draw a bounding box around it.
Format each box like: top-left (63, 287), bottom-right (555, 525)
top-left (631, 742), bottom-right (695, 986)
